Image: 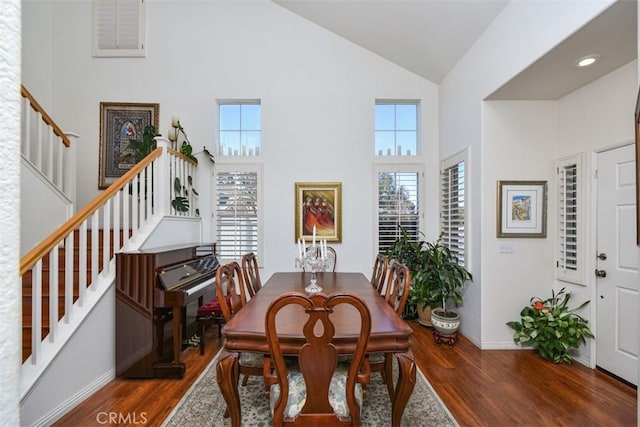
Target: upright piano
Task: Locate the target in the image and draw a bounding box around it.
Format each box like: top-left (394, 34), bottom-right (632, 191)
top-left (115, 243), bottom-right (219, 378)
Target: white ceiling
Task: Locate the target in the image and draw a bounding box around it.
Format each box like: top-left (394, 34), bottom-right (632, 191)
top-left (273, 0), bottom-right (637, 100)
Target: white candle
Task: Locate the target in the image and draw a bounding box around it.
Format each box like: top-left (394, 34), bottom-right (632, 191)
top-left (167, 127), bottom-right (177, 142)
top-left (312, 225), bottom-right (316, 247)
top-left (171, 116), bottom-right (180, 127)
top-left (302, 238), bottom-right (305, 254)
top-left (297, 238), bottom-right (302, 258)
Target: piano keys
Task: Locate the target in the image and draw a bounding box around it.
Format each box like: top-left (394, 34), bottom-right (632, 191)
top-left (115, 243), bottom-right (219, 378)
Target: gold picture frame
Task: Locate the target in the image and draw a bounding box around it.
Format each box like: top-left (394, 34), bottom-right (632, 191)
top-left (98, 102), bottom-right (159, 189)
top-left (497, 180), bottom-right (547, 238)
top-left (295, 182), bottom-right (342, 242)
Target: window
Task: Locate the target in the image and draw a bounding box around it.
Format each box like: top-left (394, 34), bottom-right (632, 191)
top-left (93, 0), bottom-right (145, 57)
top-left (375, 101), bottom-right (418, 157)
top-left (219, 101), bottom-right (261, 157)
top-left (557, 154), bottom-right (583, 284)
top-left (375, 164), bottom-right (424, 254)
top-left (214, 164), bottom-right (263, 263)
top-left (440, 151), bottom-right (467, 267)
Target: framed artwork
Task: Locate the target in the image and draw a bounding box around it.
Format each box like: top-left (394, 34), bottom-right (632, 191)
top-left (295, 182), bottom-right (342, 242)
top-left (98, 102), bottom-right (159, 189)
top-left (635, 86), bottom-right (640, 245)
top-left (497, 180), bottom-right (547, 238)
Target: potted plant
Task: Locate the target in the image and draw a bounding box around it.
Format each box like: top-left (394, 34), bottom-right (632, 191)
top-left (427, 240), bottom-right (473, 336)
top-left (506, 287), bottom-right (594, 364)
top-left (385, 227), bottom-right (429, 321)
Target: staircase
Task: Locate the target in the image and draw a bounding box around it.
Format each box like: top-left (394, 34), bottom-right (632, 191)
top-left (19, 85), bottom-right (201, 402)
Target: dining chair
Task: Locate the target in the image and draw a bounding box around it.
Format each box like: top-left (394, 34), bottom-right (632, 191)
top-left (241, 252), bottom-right (262, 298)
top-left (198, 262), bottom-right (264, 386)
top-left (370, 253), bottom-right (388, 295)
top-left (370, 261), bottom-right (411, 386)
top-left (304, 245), bottom-right (337, 272)
top-left (264, 291), bottom-right (371, 426)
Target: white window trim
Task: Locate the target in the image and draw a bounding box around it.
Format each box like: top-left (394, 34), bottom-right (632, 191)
top-left (374, 99), bottom-right (421, 157)
top-left (556, 153), bottom-right (585, 285)
top-left (213, 162), bottom-right (264, 267)
top-left (372, 163), bottom-right (425, 259)
top-left (440, 148), bottom-right (469, 269)
top-left (93, 0), bottom-right (146, 58)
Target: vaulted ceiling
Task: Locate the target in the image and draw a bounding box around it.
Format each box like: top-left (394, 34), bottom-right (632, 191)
top-left (273, 0), bottom-right (637, 100)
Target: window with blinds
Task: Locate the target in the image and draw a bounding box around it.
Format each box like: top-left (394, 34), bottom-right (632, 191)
top-left (375, 166), bottom-right (423, 254)
top-left (441, 159), bottom-right (465, 266)
top-left (93, 0), bottom-right (145, 57)
top-left (214, 165), bottom-right (262, 262)
top-left (557, 155), bottom-right (583, 284)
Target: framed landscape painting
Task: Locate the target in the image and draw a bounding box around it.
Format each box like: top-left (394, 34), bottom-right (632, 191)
top-left (98, 102), bottom-right (159, 189)
top-left (295, 182), bottom-right (342, 242)
top-left (497, 180), bottom-right (547, 238)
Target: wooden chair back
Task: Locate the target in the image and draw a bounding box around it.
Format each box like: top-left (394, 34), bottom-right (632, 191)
top-left (241, 252), bottom-right (262, 297)
top-left (371, 253), bottom-right (388, 294)
top-left (384, 262), bottom-right (411, 316)
top-left (215, 261), bottom-right (248, 322)
top-left (265, 291), bottom-right (371, 426)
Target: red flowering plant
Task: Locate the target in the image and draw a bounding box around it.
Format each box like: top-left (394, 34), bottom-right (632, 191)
top-left (506, 287), bottom-right (594, 364)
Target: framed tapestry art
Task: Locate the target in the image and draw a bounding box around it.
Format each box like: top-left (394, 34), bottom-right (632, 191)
top-left (295, 182), bottom-right (342, 242)
top-left (497, 180), bottom-right (547, 238)
top-left (99, 102), bottom-right (159, 189)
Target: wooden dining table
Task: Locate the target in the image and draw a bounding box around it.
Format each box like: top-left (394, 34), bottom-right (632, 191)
top-left (216, 271), bottom-right (416, 427)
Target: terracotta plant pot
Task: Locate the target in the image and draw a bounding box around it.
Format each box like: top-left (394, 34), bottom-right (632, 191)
top-left (416, 305), bottom-right (433, 327)
top-left (431, 308), bottom-right (460, 336)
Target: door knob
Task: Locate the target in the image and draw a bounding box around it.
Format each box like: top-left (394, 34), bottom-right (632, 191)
top-left (597, 253), bottom-right (607, 260)
top-left (595, 269), bottom-right (607, 278)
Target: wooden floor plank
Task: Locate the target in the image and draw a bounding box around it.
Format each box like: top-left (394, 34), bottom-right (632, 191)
top-left (53, 321), bottom-right (636, 426)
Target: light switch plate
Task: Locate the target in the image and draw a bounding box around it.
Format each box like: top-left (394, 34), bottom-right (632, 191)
top-left (499, 240), bottom-right (514, 253)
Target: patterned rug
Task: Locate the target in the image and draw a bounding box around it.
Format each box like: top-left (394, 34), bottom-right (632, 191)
top-left (163, 350), bottom-right (457, 427)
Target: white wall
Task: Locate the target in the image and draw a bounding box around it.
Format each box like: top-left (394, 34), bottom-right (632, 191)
top-left (482, 101), bottom-right (557, 347)
top-left (36, 0), bottom-right (440, 281)
top-left (1, 1), bottom-right (23, 426)
top-left (440, 0), bottom-right (617, 346)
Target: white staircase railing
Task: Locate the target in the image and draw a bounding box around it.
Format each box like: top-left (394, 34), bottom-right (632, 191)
top-left (21, 85), bottom-right (76, 206)
top-left (19, 137), bottom-right (199, 399)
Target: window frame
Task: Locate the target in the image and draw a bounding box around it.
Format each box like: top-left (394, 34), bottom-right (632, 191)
top-left (556, 153), bottom-right (584, 285)
top-left (374, 100), bottom-right (420, 157)
top-left (373, 163), bottom-right (425, 258)
top-left (217, 100), bottom-right (262, 158)
top-left (440, 149), bottom-right (469, 268)
top-left (213, 162), bottom-right (264, 266)
top-left (93, 0), bottom-right (146, 58)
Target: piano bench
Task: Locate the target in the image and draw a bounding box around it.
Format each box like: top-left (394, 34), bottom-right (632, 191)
top-left (196, 296), bottom-right (230, 355)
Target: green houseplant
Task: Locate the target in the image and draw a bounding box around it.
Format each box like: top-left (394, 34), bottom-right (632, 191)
top-left (506, 287), bottom-right (594, 364)
top-left (427, 240), bottom-right (473, 335)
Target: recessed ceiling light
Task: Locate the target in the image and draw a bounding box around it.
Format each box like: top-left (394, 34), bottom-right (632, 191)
top-left (573, 54), bottom-right (602, 68)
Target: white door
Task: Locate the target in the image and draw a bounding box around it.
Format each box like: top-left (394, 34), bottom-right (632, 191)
top-left (596, 144), bottom-right (637, 385)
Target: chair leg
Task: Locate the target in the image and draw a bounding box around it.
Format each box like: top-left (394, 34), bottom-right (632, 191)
top-left (241, 373), bottom-right (249, 386)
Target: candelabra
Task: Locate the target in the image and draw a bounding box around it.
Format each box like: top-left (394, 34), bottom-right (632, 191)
top-left (295, 249), bottom-right (331, 294)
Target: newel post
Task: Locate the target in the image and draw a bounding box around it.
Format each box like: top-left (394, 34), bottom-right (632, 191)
top-left (155, 137), bottom-right (171, 216)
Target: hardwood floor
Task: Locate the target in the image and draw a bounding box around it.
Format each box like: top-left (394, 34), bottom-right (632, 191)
top-left (53, 321), bottom-right (636, 426)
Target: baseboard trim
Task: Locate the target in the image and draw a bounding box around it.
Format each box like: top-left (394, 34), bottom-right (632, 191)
top-left (31, 368), bottom-right (115, 427)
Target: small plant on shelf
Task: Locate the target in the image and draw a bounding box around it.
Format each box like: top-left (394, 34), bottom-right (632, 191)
top-left (506, 287), bottom-right (594, 364)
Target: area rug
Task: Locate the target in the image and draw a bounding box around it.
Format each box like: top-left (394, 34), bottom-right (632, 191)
top-left (163, 350), bottom-right (457, 427)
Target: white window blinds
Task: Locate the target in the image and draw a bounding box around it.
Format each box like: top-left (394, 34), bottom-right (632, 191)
top-left (557, 155), bottom-right (583, 284)
top-left (215, 166), bottom-right (261, 261)
top-left (441, 160), bottom-right (465, 266)
top-left (376, 167), bottom-right (422, 253)
top-left (93, 0), bottom-right (145, 57)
